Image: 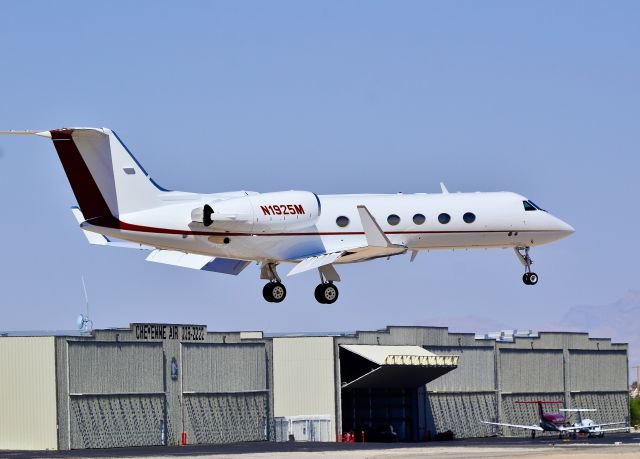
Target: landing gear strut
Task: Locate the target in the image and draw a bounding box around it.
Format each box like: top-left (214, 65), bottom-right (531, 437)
top-left (515, 247), bottom-right (538, 285)
top-left (260, 262), bottom-right (286, 303)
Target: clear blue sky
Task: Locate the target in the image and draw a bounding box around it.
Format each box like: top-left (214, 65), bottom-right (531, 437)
top-left (0, 1), bottom-right (638, 333)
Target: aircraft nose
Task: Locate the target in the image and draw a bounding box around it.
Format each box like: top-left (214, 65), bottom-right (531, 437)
top-left (552, 215), bottom-right (575, 237)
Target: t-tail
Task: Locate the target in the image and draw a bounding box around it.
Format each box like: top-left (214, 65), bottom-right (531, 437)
top-left (514, 401), bottom-right (564, 424)
top-left (1, 128), bottom-right (169, 222)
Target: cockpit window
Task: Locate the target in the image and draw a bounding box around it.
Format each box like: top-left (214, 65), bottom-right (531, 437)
top-left (523, 200), bottom-right (537, 211)
top-left (528, 201), bottom-right (546, 212)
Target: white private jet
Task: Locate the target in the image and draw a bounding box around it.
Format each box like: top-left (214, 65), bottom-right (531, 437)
top-left (1, 128), bottom-right (575, 303)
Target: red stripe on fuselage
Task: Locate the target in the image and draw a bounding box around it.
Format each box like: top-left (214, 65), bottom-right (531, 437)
top-left (85, 217), bottom-right (557, 237)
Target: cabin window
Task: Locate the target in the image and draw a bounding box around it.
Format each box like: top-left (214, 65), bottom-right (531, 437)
top-left (387, 214), bottom-right (401, 226)
top-left (438, 213), bottom-right (451, 224)
top-left (336, 216), bottom-right (350, 227)
top-left (413, 213), bottom-right (426, 225)
top-left (463, 212), bottom-right (476, 224)
top-left (523, 201), bottom-right (537, 211)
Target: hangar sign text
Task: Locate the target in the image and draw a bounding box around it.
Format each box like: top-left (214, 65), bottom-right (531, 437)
top-left (132, 323), bottom-right (206, 341)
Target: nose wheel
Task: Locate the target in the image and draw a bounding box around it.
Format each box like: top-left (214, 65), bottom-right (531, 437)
top-left (515, 247), bottom-right (539, 286)
top-left (315, 282), bottom-right (339, 304)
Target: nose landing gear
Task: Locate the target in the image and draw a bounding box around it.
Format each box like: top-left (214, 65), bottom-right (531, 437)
top-left (515, 247), bottom-right (539, 285)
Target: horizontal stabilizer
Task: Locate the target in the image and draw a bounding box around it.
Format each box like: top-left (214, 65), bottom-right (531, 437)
top-left (288, 252), bottom-right (343, 276)
top-left (0, 130), bottom-right (51, 138)
top-left (71, 207), bottom-right (108, 246)
top-left (71, 207), bottom-right (151, 249)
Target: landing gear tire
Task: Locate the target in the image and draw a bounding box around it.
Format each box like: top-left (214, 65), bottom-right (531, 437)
top-left (263, 282), bottom-right (286, 303)
top-left (314, 283), bottom-right (338, 304)
top-left (522, 272), bottom-right (539, 285)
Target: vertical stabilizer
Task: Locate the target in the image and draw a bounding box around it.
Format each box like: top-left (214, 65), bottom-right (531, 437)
top-left (50, 128), bottom-right (167, 219)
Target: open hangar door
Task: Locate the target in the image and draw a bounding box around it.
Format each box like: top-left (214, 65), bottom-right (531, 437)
top-left (339, 345), bottom-right (458, 442)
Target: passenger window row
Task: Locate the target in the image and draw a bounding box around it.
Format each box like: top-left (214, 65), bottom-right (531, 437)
top-left (335, 212), bottom-right (477, 228)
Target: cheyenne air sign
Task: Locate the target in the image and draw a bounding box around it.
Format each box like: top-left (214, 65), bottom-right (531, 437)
top-left (132, 323), bottom-right (206, 341)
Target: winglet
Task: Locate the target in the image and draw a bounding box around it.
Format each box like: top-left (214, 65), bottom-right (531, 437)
top-left (440, 182), bottom-right (449, 194)
top-left (356, 205), bottom-right (392, 247)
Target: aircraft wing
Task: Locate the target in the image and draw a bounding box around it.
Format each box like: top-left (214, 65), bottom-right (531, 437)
top-left (559, 422), bottom-right (629, 432)
top-left (481, 421), bottom-right (544, 431)
top-left (596, 426), bottom-right (630, 433)
top-left (287, 205), bottom-right (407, 276)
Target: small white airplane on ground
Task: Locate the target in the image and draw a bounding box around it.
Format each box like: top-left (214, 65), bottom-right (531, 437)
top-left (482, 402), bottom-right (629, 439)
top-left (1, 128), bottom-right (575, 303)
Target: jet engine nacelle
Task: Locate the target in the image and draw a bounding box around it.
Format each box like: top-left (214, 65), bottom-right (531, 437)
top-left (191, 191), bottom-right (321, 233)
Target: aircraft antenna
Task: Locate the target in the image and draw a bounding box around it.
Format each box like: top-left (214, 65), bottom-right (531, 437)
top-left (77, 275), bottom-right (94, 334)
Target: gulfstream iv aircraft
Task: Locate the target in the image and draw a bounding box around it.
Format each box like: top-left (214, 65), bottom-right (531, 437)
top-left (1, 128), bottom-right (574, 303)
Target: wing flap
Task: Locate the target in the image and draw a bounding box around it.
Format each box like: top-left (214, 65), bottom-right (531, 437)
top-left (202, 257), bottom-right (251, 275)
top-left (288, 252), bottom-right (343, 276)
top-left (146, 250), bottom-right (213, 269)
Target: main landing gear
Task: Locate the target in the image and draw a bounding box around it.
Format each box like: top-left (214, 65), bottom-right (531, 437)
top-left (259, 262), bottom-right (341, 303)
top-left (261, 262), bottom-right (286, 303)
top-left (515, 247), bottom-right (539, 285)
top-left (315, 283), bottom-right (339, 304)
top-left (315, 264), bottom-right (340, 304)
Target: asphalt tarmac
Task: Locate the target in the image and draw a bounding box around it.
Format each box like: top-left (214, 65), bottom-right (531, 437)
top-left (3, 432), bottom-right (640, 459)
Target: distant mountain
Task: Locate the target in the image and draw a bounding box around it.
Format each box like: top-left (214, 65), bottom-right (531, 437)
top-left (547, 290), bottom-right (640, 379)
top-left (424, 291), bottom-right (640, 381)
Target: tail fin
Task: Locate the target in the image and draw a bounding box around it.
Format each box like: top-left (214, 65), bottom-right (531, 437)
top-left (49, 128), bottom-right (167, 219)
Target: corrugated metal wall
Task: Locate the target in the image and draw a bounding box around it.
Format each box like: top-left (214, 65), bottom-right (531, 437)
top-left (0, 337), bottom-right (57, 450)
top-left (426, 347), bottom-right (495, 392)
top-left (426, 393), bottom-right (496, 438)
top-left (67, 342), bottom-right (165, 449)
top-left (570, 351), bottom-right (628, 392)
top-left (182, 343), bottom-right (268, 444)
top-left (500, 349), bottom-right (564, 393)
top-left (182, 343), bottom-right (266, 393)
top-left (183, 393), bottom-right (268, 444)
top-left (571, 392), bottom-right (629, 425)
top-left (68, 342), bottom-right (164, 394)
top-left (69, 394), bottom-right (165, 449)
